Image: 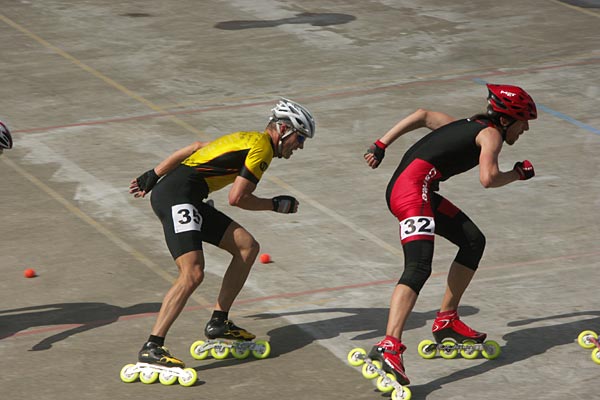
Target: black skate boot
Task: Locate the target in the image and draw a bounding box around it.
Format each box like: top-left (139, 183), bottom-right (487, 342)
top-left (138, 342), bottom-right (185, 368)
top-left (204, 319), bottom-right (256, 341)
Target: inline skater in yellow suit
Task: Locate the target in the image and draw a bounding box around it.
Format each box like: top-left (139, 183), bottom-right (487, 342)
top-left (129, 98), bottom-right (315, 367)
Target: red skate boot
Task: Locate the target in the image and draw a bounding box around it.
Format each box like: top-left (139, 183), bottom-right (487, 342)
top-left (368, 335), bottom-right (410, 385)
top-left (432, 310), bottom-right (487, 343)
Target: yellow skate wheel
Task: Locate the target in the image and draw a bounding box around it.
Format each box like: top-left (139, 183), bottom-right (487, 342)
top-left (232, 344), bottom-right (251, 360)
top-left (139, 369), bottom-right (159, 384)
top-left (578, 330), bottom-right (598, 349)
top-left (460, 340), bottom-right (480, 359)
top-left (376, 372), bottom-right (396, 393)
top-left (417, 340), bottom-right (437, 359)
top-left (159, 370), bottom-right (178, 385)
top-left (210, 344), bottom-right (230, 360)
top-left (347, 348), bottom-right (366, 366)
top-left (190, 340), bottom-right (209, 360)
top-left (119, 364), bottom-right (139, 383)
top-left (439, 340), bottom-right (458, 359)
top-left (592, 348), bottom-right (600, 365)
top-left (251, 340), bottom-right (271, 359)
top-left (362, 359), bottom-right (381, 380)
top-left (178, 368), bottom-right (198, 387)
top-left (482, 340), bottom-right (501, 360)
top-left (392, 386), bottom-right (412, 400)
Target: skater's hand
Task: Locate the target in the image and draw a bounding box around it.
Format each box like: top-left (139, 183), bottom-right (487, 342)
top-left (130, 169), bottom-right (160, 198)
top-left (272, 195), bottom-right (299, 213)
top-left (364, 140), bottom-right (386, 169)
top-left (513, 160), bottom-right (534, 180)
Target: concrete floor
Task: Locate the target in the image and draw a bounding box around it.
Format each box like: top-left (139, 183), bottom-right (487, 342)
top-left (1, 1), bottom-right (599, 399)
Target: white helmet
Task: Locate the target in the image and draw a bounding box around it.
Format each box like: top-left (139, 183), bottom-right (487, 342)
top-left (270, 98), bottom-right (316, 138)
top-left (0, 120), bottom-right (12, 150)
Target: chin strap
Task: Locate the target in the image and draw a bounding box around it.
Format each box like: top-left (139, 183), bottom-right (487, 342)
top-left (275, 120), bottom-right (294, 158)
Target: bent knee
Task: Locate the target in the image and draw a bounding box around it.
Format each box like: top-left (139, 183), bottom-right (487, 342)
top-left (456, 227), bottom-right (486, 271)
top-left (398, 261), bottom-right (432, 294)
top-left (240, 237), bottom-right (260, 263)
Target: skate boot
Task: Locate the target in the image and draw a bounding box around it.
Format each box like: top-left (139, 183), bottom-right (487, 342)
top-left (204, 318), bottom-right (256, 340)
top-left (119, 342), bottom-right (197, 386)
top-left (189, 319), bottom-right (271, 361)
top-left (432, 310), bottom-right (486, 343)
top-left (346, 336), bottom-right (412, 399)
top-left (368, 336), bottom-right (410, 385)
top-left (138, 341), bottom-right (185, 367)
top-left (417, 310), bottom-right (501, 360)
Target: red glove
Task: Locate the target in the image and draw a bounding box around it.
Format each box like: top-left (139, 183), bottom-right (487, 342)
top-left (513, 160), bottom-right (535, 180)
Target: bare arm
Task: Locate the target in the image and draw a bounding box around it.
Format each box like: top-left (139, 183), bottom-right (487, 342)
top-left (379, 108), bottom-right (455, 146)
top-left (476, 128), bottom-right (520, 188)
top-left (129, 141), bottom-right (208, 198)
top-left (228, 176), bottom-right (274, 211)
top-left (365, 109), bottom-right (455, 168)
top-left (154, 141), bottom-right (207, 177)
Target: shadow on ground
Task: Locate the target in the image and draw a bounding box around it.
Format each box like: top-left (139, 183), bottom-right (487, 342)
top-left (0, 302), bottom-right (161, 350)
top-left (409, 311), bottom-right (600, 398)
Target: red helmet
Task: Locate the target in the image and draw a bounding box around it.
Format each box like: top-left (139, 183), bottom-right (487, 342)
top-left (0, 120), bottom-right (12, 150)
top-left (486, 84), bottom-right (537, 121)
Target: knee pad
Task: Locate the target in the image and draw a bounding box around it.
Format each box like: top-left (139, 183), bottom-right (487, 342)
top-left (455, 221), bottom-right (486, 271)
top-left (398, 241), bottom-right (434, 294)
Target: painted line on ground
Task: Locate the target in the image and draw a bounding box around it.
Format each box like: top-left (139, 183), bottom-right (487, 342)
top-left (11, 58), bottom-right (600, 135)
top-left (5, 249), bottom-right (599, 339)
top-left (0, 157), bottom-right (214, 310)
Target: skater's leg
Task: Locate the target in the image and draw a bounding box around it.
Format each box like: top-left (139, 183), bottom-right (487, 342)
top-left (440, 261), bottom-right (476, 312)
top-left (151, 250), bottom-right (205, 337)
top-left (389, 239), bottom-right (434, 338)
top-left (386, 284), bottom-right (418, 339)
top-left (214, 221), bottom-right (259, 312)
top-left (432, 195), bottom-right (485, 313)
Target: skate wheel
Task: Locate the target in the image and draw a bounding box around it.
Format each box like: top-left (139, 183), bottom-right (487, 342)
top-left (460, 340), bottom-right (480, 359)
top-left (578, 330), bottom-right (598, 349)
top-left (119, 364), bottom-right (139, 383)
top-left (417, 340), bottom-right (437, 359)
top-left (232, 345), bottom-right (251, 360)
top-left (210, 344), bottom-right (230, 360)
top-left (361, 360), bottom-right (381, 380)
top-left (592, 348), bottom-right (600, 365)
top-left (159, 370), bottom-right (178, 385)
top-left (190, 340), bottom-right (209, 360)
top-left (439, 340), bottom-right (458, 359)
top-left (251, 340), bottom-right (271, 359)
top-left (347, 347), bottom-right (366, 366)
top-left (482, 340), bottom-right (501, 360)
top-left (178, 368), bottom-right (198, 387)
top-left (376, 372), bottom-right (396, 393)
top-left (392, 386), bottom-right (412, 400)
top-left (139, 369), bottom-right (159, 384)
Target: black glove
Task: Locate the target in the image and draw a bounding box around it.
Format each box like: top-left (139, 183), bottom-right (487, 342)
top-left (136, 169), bottom-right (160, 193)
top-left (365, 140), bottom-right (386, 167)
top-left (513, 160), bottom-right (535, 180)
top-left (272, 195), bottom-right (299, 214)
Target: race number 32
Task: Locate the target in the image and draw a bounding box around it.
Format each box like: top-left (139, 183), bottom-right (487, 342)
top-left (399, 216), bottom-right (435, 240)
top-left (171, 203), bottom-right (202, 233)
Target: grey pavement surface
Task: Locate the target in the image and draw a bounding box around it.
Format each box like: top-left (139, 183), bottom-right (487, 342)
top-left (1, 1), bottom-right (599, 399)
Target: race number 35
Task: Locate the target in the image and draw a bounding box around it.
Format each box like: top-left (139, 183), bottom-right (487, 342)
top-left (399, 216), bottom-right (435, 240)
top-left (171, 203), bottom-right (202, 233)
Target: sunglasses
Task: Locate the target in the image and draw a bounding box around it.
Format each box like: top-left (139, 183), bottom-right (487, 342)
top-left (296, 132), bottom-right (306, 143)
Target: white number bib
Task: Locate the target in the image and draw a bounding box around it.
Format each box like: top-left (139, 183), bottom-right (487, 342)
top-left (399, 216), bottom-right (435, 240)
top-left (171, 203), bottom-right (203, 233)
